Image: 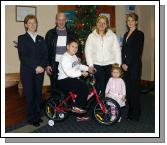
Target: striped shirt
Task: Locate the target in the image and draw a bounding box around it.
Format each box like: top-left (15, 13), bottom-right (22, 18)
top-left (55, 28), bottom-right (67, 62)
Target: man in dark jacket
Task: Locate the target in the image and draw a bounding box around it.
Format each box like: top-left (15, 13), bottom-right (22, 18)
top-left (45, 12), bottom-right (81, 95)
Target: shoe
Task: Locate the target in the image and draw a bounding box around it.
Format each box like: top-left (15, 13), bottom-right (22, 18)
top-left (110, 115), bottom-right (116, 121)
top-left (72, 107), bottom-right (87, 114)
top-left (76, 116), bottom-right (90, 122)
top-left (29, 121), bottom-right (40, 127)
top-left (117, 117), bottom-right (122, 122)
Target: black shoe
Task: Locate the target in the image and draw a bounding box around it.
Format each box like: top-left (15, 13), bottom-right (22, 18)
top-left (38, 118), bottom-right (43, 123)
top-left (29, 121), bottom-right (40, 127)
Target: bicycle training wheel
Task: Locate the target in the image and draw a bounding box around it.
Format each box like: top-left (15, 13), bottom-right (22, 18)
top-left (45, 96), bottom-right (68, 121)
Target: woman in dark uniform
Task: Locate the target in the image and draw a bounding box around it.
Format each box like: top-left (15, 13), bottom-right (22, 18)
top-left (17, 15), bottom-right (47, 126)
top-left (122, 13), bottom-right (144, 121)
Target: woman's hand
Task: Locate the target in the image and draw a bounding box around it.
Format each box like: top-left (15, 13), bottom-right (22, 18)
top-left (35, 66), bottom-right (44, 74)
top-left (122, 64), bottom-right (128, 71)
top-left (81, 71), bottom-right (89, 77)
top-left (46, 66), bottom-right (52, 75)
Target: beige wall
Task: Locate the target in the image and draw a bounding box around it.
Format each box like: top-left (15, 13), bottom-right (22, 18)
top-left (5, 5), bottom-right (57, 85)
top-left (136, 5), bottom-right (155, 81)
top-left (116, 5), bottom-right (155, 81)
top-left (5, 5), bottom-right (155, 84)
top-left (115, 5), bottom-right (127, 37)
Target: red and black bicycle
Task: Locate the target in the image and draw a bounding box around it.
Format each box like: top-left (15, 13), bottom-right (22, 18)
top-left (45, 74), bottom-right (121, 126)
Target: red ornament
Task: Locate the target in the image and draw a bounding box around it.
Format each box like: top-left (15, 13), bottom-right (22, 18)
top-left (75, 22), bottom-right (83, 29)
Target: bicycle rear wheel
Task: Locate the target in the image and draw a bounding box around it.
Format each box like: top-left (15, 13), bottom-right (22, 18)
top-left (93, 97), bottom-right (121, 125)
top-left (45, 96), bottom-right (68, 121)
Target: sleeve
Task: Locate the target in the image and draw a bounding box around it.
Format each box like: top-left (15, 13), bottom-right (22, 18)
top-left (105, 78), bottom-right (112, 94)
top-left (85, 35), bottom-right (94, 67)
top-left (45, 31), bottom-right (52, 66)
top-left (112, 34), bottom-right (122, 65)
top-left (17, 36), bottom-right (37, 70)
top-left (120, 79), bottom-right (126, 96)
top-left (61, 56), bottom-right (82, 78)
top-left (79, 64), bottom-right (89, 72)
top-left (136, 31), bottom-right (144, 58)
top-left (39, 37), bottom-right (48, 68)
top-left (125, 31), bottom-right (144, 67)
top-left (121, 33), bottom-right (128, 64)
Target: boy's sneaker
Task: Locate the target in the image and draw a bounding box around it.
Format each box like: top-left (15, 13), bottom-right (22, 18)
top-left (72, 107), bottom-right (87, 114)
top-left (76, 116), bottom-right (90, 122)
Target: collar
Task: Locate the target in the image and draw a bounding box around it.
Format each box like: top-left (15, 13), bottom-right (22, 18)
top-left (27, 31), bottom-right (38, 37)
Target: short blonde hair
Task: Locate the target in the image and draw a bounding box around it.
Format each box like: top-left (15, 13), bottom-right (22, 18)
top-left (24, 15), bottom-right (38, 31)
top-left (96, 15), bottom-right (109, 34)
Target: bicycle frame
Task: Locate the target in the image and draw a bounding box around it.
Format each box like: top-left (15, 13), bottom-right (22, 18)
top-left (90, 86), bottom-right (107, 113)
top-left (55, 92), bottom-right (77, 112)
top-left (55, 85), bottom-right (107, 114)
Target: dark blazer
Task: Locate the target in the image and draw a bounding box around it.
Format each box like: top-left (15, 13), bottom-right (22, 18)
top-left (18, 32), bottom-right (48, 72)
top-left (45, 26), bottom-right (81, 67)
top-left (122, 29), bottom-right (144, 78)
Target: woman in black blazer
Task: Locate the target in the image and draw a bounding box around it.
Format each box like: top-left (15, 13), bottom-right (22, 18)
top-left (122, 13), bottom-right (144, 121)
top-left (17, 15), bottom-right (47, 127)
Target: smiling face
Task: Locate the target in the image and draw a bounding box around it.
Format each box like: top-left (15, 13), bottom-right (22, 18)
top-left (67, 42), bottom-right (78, 56)
top-left (25, 18), bottom-right (37, 32)
top-left (56, 13), bottom-right (67, 29)
top-left (96, 17), bottom-right (108, 34)
top-left (127, 16), bottom-right (138, 29)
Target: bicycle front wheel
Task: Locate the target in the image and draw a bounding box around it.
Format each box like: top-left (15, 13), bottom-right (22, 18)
top-left (93, 97), bottom-right (121, 126)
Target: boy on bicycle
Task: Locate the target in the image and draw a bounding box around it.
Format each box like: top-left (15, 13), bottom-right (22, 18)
top-left (57, 38), bottom-right (95, 121)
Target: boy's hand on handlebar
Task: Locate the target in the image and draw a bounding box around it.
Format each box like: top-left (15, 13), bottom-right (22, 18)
top-left (81, 71), bottom-right (89, 77)
top-left (88, 67), bottom-right (96, 74)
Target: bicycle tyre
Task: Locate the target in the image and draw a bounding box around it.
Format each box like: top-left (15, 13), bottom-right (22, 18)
top-left (93, 97), bottom-right (121, 126)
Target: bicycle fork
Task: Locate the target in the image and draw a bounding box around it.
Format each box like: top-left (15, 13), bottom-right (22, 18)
top-left (93, 88), bottom-right (107, 113)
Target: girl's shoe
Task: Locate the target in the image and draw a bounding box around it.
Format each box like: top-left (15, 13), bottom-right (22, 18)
top-left (117, 117), bottom-right (122, 122)
top-left (110, 115), bottom-right (116, 121)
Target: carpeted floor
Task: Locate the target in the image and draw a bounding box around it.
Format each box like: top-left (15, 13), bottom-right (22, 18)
top-left (32, 92), bottom-right (155, 133)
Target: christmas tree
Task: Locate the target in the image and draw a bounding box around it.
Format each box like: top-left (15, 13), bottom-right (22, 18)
top-left (72, 5), bottom-right (98, 63)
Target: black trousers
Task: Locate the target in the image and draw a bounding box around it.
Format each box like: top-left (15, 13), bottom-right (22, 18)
top-left (57, 78), bottom-right (89, 109)
top-left (123, 71), bottom-right (141, 120)
top-left (49, 61), bottom-right (59, 96)
top-left (20, 68), bottom-right (44, 123)
top-left (94, 64), bottom-right (112, 98)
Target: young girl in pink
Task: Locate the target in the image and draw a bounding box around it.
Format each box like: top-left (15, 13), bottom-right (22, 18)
top-left (105, 63), bottom-right (126, 121)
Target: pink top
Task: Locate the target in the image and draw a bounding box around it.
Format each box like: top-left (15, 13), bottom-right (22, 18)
top-left (105, 77), bottom-right (126, 98)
